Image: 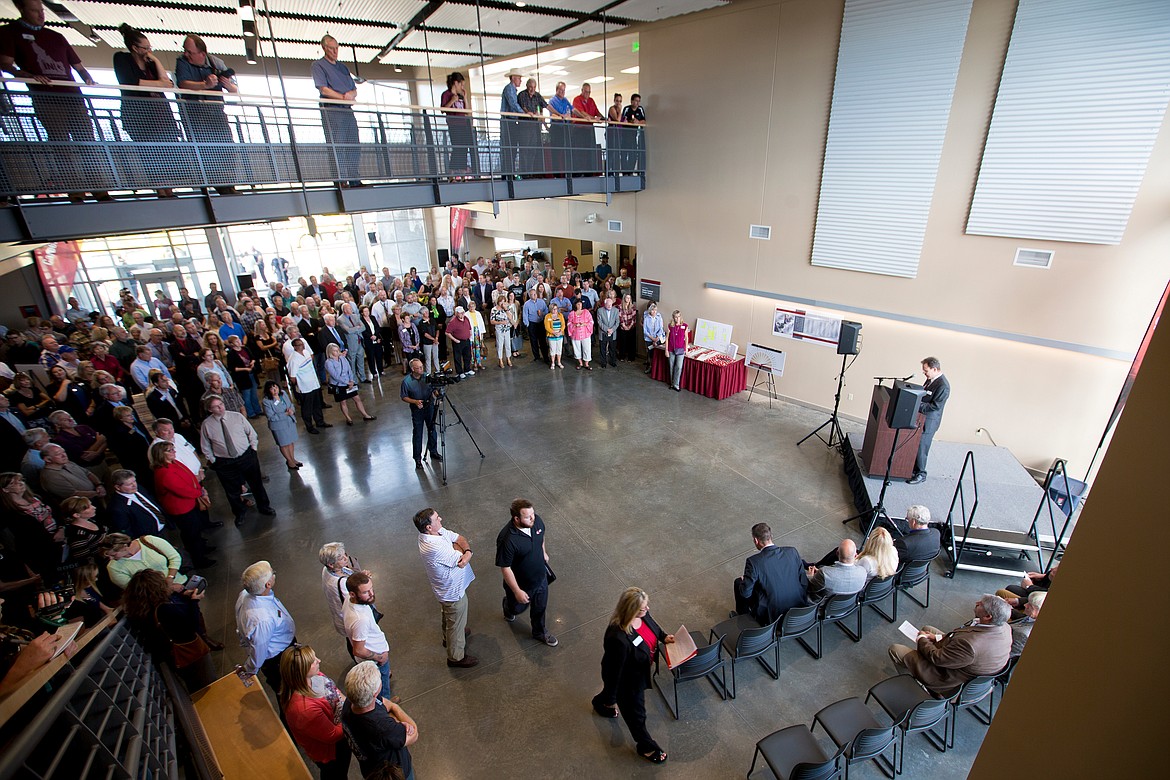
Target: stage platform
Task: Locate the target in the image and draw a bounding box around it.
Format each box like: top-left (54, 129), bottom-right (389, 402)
top-left (842, 434), bottom-right (1077, 576)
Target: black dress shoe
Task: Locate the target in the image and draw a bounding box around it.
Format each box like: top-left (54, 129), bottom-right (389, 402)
top-left (415, 460), bottom-right (424, 469)
top-left (320, 422), bottom-right (334, 428)
top-left (907, 473), bottom-right (927, 485)
top-left (259, 507), bottom-right (277, 516)
top-left (447, 655), bottom-right (479, 668)
top-left (234, 515), bottom-right (246, 527)
top-left (307, 428), bottom-right (320, 434)
top-left (429, 451), bottom-right (444, 462)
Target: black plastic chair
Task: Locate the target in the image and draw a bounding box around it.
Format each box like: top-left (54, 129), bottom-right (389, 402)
top-left (865, 674), bottom-right (953, 774)
top-left (859, 575), bottom-right (897, 630)
top-left (948, 674), bottom-right (998, 747)
top-left (894, 553), bottom-right (938, 612)
top-left (748, 724), bottom-right (847, 780)
top-left (652, 630), bottom-right (728, 719)
top-left (812, 697), bottom-right (897, 779)
top-left (710, 613), bottom-right (781, 698)
top-left (986, 654), bottom-right (1021, 719)
top-left (819, 592), bottom-right (863, 643)
top-left (778, 603), bottom-right (822, 662)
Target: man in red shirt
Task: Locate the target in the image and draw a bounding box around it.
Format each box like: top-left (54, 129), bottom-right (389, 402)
top-left (445, 306), bottom-right (474, 378)
top-left (0, 0), bottom-right (107, 199)
top-left (570, 83), bottom-right (604, 175)
top-left (562, 250), bottom-right (579, 274)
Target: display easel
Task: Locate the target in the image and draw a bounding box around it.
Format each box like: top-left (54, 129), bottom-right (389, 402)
top-left (746, 368), bottom-right (778, 408)
top-left (744, 343), bottom-right (785, 409)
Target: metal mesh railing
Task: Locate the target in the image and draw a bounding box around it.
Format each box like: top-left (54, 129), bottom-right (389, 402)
top-left (0, 80), bottom-right (647, 198)
top-left (0, 620), bottom-right (180, 780)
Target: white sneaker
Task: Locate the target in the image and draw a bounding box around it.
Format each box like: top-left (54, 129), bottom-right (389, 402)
top-left (467, 370), bottom-right (476, 376)
top-left (458, 373), bottom-right (466, 379)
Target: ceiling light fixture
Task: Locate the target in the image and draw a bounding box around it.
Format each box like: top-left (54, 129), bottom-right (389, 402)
top-left (568, 51), bottom-right (604, 62)
top-left (620, 66), bottom-right (640, 74)
top-left (395, 66), bottom-right (403, 73)
top-left (245, 45), bottom-right (257, 65)
top-left (242, 19), bottom-right (257, 37)
top-left (238, 0), bottom-right (256, 22)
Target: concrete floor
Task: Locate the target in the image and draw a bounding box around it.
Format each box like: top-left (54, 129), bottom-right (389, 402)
top-left (194, 356), bottom-right (1009, 779)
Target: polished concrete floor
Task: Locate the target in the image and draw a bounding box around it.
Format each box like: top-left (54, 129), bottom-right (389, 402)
top-left (193, 355), bottom-right (1011, 779)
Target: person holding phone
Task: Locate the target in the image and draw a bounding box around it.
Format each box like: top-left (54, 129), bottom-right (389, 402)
top-left (121, 568), bottom-right (220, 691)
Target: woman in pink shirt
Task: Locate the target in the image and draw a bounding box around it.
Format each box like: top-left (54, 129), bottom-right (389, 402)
top-left (566, 299), bottom-right (595, 370)
top-left (666, 309), bottom-right (689, 391)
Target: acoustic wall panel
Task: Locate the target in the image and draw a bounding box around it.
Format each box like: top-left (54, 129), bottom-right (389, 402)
top-left (811, 0), bottom-right (973, 278)
top-left (966, 0), bottom-right (1170, 245)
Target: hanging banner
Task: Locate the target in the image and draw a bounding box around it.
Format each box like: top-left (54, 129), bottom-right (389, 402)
top-left (35, 241), bottom-right (82, 314)
top-left (450, 207), bottom-right (471, 258)
top-left (772, 306), bottom-right (843, 348)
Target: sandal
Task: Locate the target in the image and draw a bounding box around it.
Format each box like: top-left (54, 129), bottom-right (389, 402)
top-left (641, 749), bottom-right (667, 764)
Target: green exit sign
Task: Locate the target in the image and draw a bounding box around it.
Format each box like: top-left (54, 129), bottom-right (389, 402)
top-left (632, 41), bottom-right (639, 52)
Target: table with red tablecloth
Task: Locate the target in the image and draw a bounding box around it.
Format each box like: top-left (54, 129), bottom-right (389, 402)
top-left (649, 345), bottom-right (747, 400)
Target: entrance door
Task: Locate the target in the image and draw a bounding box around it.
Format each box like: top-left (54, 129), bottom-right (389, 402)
top-left (134, 272), bottom-right (188, 319)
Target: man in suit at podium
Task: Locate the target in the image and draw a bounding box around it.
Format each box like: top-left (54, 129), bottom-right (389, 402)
top-left (908, 356), bottom-right (950, 485)
top-left (733, 523), bottom-right (809, 625)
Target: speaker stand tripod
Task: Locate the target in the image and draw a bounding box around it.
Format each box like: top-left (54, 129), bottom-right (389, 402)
top-left (797, 353), bottom-right (849, 454)
top-left (843, 427), bottom-right (902, 538)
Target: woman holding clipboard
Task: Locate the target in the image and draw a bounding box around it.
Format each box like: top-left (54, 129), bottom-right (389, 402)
top-left (591, 587), bottom-right (674, 764)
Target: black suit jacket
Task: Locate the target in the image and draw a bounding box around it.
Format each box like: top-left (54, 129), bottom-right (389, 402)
top-left (92, 401), bottom-right (148, 437)
top-left (107, 490), bottom-right (166, 537)
top-left (895, 527), bottom-right (941, 567)
top-left (598, 612), bottom-right (666, 705)
top-left (317, 325), bottom-right (345, 354)
top-left (737, 545), bottom-right (809, 624)
top-left (0, 416), bottom-right (26, 473)
top-left (920, 374), bottom-right (950, 433)
top-left (470, 283), bottom-right (493, 310)
top-left (146, 386), bottom-right (189, 424)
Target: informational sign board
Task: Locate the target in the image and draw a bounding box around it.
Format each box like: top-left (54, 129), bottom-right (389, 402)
top-left (639, 278), bottom-right (660, 302)
top-left (745, 343), bottom-right (786, 376)
top-left (694, 318), bottom-right (733, 352)
top-left (772, 306), bottom-right (844, 348)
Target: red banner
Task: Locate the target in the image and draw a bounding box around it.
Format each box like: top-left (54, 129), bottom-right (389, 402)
top-left (450, 207), bottom-right (470, 259)
top-left (34, 241), bottom-right (83, 314)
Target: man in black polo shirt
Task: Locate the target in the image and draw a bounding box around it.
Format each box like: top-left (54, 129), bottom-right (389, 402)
top-left (495, 498), bottom-right (558, 647)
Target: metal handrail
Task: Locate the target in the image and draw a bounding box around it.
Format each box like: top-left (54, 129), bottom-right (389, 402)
top-left (0, 76), bottom-right (647, 199)
top-left (1027, 458), bottom-right (1079, 572)
top-left (944, 449), bottom-right (979, 577)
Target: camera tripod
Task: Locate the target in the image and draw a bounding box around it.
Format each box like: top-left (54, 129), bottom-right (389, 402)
top-left (431, 386), bottom-right (485, 486)
top-left (797, 353), bottom-right (850, 455)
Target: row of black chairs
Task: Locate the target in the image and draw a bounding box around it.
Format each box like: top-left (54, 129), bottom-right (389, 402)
top-left (652, 555), bottom-right (938, 717)
top-left (747, 654), bottom-right (1021, 778)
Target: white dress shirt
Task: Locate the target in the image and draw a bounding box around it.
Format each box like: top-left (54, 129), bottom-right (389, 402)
top-left (151, 433), bottom-right (202, 477)
top-left (235, 589), bottom-right (296, 675)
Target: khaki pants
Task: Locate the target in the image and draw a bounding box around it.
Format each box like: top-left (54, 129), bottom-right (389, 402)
top-left (441, 593), bottom-right (469, 661)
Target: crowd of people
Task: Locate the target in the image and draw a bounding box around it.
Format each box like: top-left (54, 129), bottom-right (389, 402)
top-left (0, 1), bottom-right (646, 203)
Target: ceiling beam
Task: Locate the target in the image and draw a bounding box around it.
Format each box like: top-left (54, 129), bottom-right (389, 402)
top-left (377, 0), bottom-right (447, 62)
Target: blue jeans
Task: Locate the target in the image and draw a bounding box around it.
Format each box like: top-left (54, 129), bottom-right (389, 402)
top-left (241, 385), bottom-right (262, 417)
top-left (376, 656), bottom-right (393, 700)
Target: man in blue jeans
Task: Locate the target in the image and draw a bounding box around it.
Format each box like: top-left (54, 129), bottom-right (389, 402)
top-left (400, 358), bottom-right (442, 469)
top-left (496, 498), bottom-right (558, 647)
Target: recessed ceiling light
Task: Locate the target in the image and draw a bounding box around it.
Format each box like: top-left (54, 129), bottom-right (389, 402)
top-left (394, 67), bottom-right (403, 73)
top-left (568, 51), bottom-right (604, 62)
top-left (536, 65), bottom-right (565, 74)
top-left (620, 66), bottom-right (639, 74)
top-left (515, 1), bottom-right (527, 6)
top-left (585, 76), bottom-right (614, 83)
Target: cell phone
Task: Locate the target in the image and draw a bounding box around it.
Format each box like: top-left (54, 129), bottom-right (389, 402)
top-left (184, 575), bottom-right (208, 594)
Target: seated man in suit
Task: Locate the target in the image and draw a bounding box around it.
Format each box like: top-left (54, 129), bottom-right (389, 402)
top-left (893, 504), bottom-right (941, 566)
top-left (888, 594), bottom-right (1013, 698)
top-left (806, 539), bottom-right (867, 602)
top-left (733, 523), bottom-right (808, 625)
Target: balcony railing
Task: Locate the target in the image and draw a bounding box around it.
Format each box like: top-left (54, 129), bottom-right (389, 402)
top-left (0, 79), bottom-right (647, 200)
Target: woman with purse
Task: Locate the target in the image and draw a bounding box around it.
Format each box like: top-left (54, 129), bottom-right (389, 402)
top-left (148, 442), bottom-right (216, 568)
top-left (490, 297), bottom-right (514, 369)
top-left (122, 568), bottom-right (220, 691)
top-left (592, 587), bottom-right (674, 764)
top-left (323, 343), bottom-right (376, 426)
top-left (261, 380), bottom-right (301, 471)
top-left (280, 644), bottom-right (352, 780)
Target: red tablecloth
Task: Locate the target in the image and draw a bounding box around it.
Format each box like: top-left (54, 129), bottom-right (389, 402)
top-left (650, 346), bottom-right (747, 400)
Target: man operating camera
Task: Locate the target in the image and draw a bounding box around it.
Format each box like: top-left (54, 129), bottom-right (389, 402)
top-left (400, 358), bottom-right (445, 469)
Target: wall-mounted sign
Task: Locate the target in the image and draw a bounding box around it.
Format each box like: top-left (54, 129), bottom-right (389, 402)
top-left (639, 278), bottom-right (660, 302)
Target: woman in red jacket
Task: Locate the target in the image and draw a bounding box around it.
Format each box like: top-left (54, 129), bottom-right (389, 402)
top-left (148, 441), bottom-right (216, 568)
top-left (280, 644), bottom-right (351, 780)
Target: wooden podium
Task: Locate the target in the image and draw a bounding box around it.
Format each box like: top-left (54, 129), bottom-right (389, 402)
top-left (860, 384), bottom-right (923, 480)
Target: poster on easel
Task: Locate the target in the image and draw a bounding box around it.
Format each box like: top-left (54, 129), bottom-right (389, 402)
top-left (745, 343), bottom-right (785, 376)
top-left (772, 306), bottom-right (843, 348)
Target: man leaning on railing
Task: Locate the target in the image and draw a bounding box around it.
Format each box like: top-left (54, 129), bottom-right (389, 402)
top-left (312, 34), bottom-right (362, 188)
top-left (0, 0), bottom-right (110, 202)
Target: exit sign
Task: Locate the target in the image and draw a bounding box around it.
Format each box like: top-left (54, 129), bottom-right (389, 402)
top-left (632, 41), bottom-right (639, 52)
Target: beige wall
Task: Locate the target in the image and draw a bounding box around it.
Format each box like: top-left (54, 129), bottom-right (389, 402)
top-left (479, 0), bottom-right (1170, 473)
